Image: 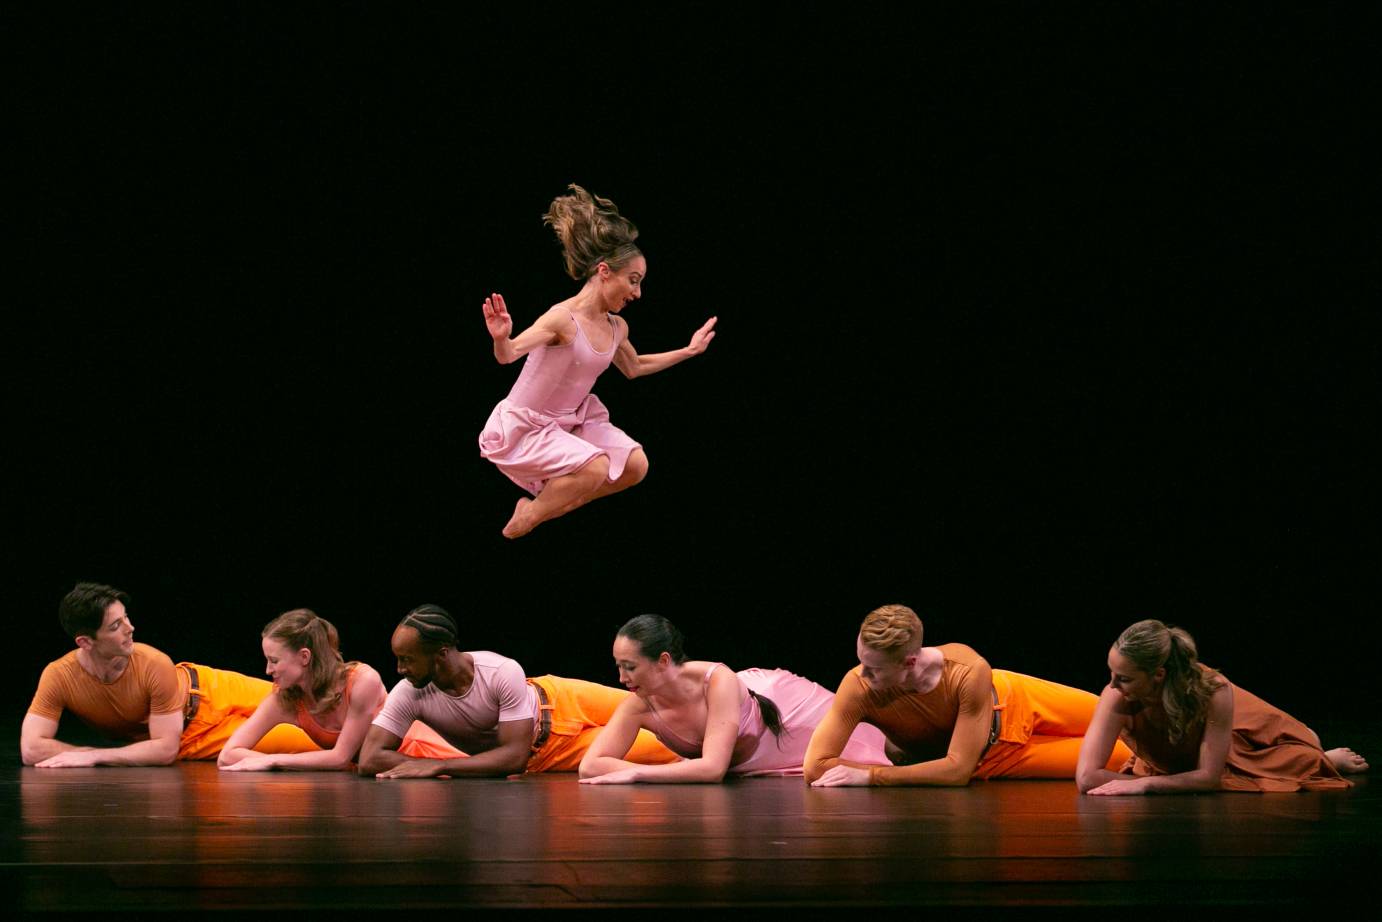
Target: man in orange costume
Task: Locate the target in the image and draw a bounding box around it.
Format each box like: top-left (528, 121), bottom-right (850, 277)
top-left (22, 582), bottom-right (315, 766)
top-left (805, 604), bottom-right (1132, 786)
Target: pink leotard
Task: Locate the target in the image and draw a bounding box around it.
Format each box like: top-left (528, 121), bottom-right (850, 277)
top-left (645, 664), bottom-right (889, 776)
top-left (479, 310), bottom-right (641, 496)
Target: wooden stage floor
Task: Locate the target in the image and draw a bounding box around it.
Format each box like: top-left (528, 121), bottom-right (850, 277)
top-left (2, 751), bottom-right (1377, 918)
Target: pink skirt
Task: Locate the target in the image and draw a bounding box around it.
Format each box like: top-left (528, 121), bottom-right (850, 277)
top-left (734, 668), bottom-right (891, 777)
top-left (479, 394), bottom-right (641, 496)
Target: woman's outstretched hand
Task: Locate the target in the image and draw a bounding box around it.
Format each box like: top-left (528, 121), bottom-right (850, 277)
top-left (483, 293), bottom-right (513, 341)
top-left (579, 767), bottom-right (642, 785)
top-left (1085, 777), bottom-right (1150, 796)
top-left (219, 753), bottom-right (279, 772)
top-left (686, 316), bottom-right (717, 355)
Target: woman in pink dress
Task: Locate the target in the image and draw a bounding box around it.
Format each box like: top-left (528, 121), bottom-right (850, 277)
top-left (1076, 619), bottom-right (1367, 794)
top-left (579, 615), bottom-right (889, 783)
top-left (480, 184), bottom-right (717, 538)
top-left (217, 609), bottom-right (387, 772)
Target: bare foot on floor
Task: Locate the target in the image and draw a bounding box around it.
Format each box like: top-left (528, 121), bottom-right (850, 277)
top-left (1326, 747), bottom-right (1369, 774)
top-left (502, 498), bottom-right (537, 539)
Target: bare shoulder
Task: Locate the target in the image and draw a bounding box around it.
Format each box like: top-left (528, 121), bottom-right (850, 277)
top-left (539, 301), bottom-right (578, 341)
top-left (682, 660), bottom-right (726, 682)
top-left (352, 663), bottom-right (386, 696)
top-left (1208, 677), bottom-right (1234, 708)
top-left (616, 689), bottom-right (651, 718)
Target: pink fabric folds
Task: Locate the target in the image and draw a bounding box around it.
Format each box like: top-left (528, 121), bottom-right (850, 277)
top-left (479, 394), bottom-right (640, 496)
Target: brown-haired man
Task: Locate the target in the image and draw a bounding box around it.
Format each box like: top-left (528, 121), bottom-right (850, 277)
top-left (21, 582), bottom-right (314, 766)
top-left (804, 604), bottom-right (1131, 786)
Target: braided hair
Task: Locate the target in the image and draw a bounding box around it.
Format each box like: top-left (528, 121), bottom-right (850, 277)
top-left (397, 603), bottom-right (459, 653)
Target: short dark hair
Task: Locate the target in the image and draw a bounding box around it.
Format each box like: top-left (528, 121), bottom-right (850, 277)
top-left (59, 582), bottom-right (131, 641)
top-left (397, 603), bottom-right (458, 653)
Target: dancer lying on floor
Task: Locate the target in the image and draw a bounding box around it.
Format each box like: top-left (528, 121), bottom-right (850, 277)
top-left (357, 604), bottom-right (678, 779)
top-left (579, 614), bottom-right (888, 783)
top-left (479, 183), bottom-right (716, 539)
top-left (22, 582), bottom-right (316, 766)
top-left (1076, 619), bottom-right (1367, 794)
top-left (218, 609), bottom-right (386, 771)
top-left (804, 604), bottom-right (1133, 786)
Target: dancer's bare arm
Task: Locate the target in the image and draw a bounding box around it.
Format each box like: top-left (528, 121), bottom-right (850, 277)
top-left (578, 694), bottom-right (651, 779)
top-left (581, 669), bottom-right (740, 784)
top-left (1075, 687), bottom-right (1133, 792)
top-left (611, 316), bottom-right (716, 378)
top-left (1085, 684), bottom-right (1233, 795)
top-left (24, 711), bottom-right (181, 767)
top-left (217, 693), bottom-right (297, 769)
top-left (221, 668), bottom-right (387, 772)
top-left (484, 294), bottom-right (563, 364)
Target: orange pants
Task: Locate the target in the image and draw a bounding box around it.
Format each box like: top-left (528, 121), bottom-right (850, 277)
top-left (973, 670), bottom-right (1132, 779)
top-left (175, 663), bottom-right (320, 760)
top-left (397, 675), bottom-right (678, 772)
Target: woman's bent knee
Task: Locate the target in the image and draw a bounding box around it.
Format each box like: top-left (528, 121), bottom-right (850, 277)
top-left (624, 450), bottom-right (649, 485)
top-left (581, 455), bottom-right (611, 484)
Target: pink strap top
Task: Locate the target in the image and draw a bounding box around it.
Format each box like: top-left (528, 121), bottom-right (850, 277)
top-left (644, 663), bottom-right (760, 767)
top-left (505, 310), bottom-right (621, 416)
top-left (294, 666), bottom-right (360, 749)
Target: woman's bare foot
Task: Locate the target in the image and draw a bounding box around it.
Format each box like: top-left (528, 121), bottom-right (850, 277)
top-left (1325, 747), bottom-right (1369, 774)
top-left (502, 498), bottom-right (537, 539)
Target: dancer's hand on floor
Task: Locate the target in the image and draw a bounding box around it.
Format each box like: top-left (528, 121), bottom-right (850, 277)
top-left (35, 748), bottom-right (98, 768)
top-left (219, 754), bottom-right (279, 772)
top-left (579, 767), bottom-right (642, 785)
top-left (810, 765), bottom-right (871, 787)
top-left (375, 758), bottom-right (445, 780)
top-left (1086, 777), bottom-right (1150, 796)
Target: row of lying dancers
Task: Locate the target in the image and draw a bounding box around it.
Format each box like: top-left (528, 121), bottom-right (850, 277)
top-left (23, 583), bottom-right (1367, 792)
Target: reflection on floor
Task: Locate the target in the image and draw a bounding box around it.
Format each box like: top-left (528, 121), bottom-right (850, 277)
top-left (2, 758), bottom-right (1376, 916)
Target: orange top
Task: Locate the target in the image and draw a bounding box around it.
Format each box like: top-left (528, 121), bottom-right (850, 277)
top-left (805, 643), bottom-right (993, 785)
top-left (27, 643), bottom-right (183, 740)
top-left (294, 665), bottom-right (364, 749)
top-left (1121, 677), bottom-right (1350, 792)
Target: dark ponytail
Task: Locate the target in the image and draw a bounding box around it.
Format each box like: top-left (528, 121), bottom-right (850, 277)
top-left (749, 690), bottom-right (785, 743)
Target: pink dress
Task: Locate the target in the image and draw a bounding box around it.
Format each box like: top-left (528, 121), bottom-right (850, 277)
top-left (479, 310), bottom-right (641, 496)
top-left (646, 665), bottom-right (890, 777)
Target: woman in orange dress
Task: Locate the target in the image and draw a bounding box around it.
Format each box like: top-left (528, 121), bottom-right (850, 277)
top-left (1076, 619), bottom-right (1367, 794)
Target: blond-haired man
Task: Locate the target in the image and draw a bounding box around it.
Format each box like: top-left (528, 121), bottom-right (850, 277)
top-left (804, 604), bottom-right (1130, 786)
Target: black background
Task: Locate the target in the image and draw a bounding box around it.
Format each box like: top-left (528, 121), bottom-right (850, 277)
top-left (9, 6), bottom-right (1378, 727)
